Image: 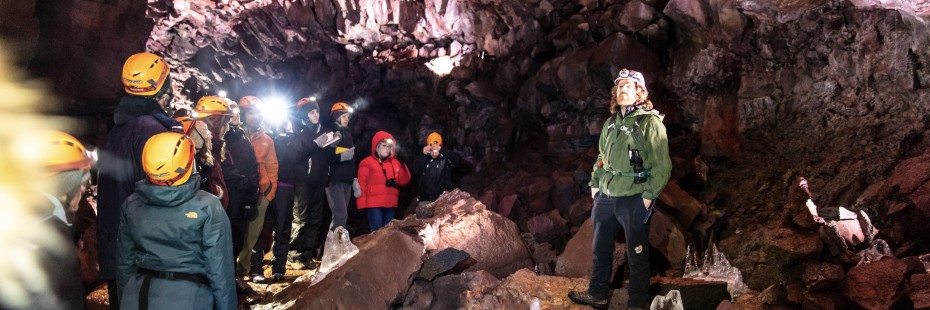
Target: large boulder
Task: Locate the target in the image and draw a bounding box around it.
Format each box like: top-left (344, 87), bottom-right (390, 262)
top-left (556, 219), bottom-right (626, 278)
top-left (526, 210), bottom-right (569, 243)
top-left (416, 190), bottom-right (534, 279)
top-left (257, 228), bottom-right (424, 309)
top-left (842, 257), bottom-right (908, 310)
top-left (649, 209), bottom-right (688, 275)
top-left (763, 227), bottom-right (822, 268)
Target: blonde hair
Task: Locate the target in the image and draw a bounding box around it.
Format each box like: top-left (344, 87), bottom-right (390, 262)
top-left (609, 82), bottom-right (653, 114)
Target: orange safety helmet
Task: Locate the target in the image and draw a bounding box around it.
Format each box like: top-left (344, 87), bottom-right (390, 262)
top-left (142, 132), bottom-right (195, 186)
top-left (427, 132), bottom-right (442, 146)
top-left (175, 116), bottom-right (195, 135)
top-left (41, 131), bottom-right (94, 174)
top-left (194, 96), bottom-right (233, 116)
top-left (122, 52), bottom-right (170, 96)
top-left (330, 102), bottom-right (352, 115)
top-left (238, 96), bottom-right (264, 110)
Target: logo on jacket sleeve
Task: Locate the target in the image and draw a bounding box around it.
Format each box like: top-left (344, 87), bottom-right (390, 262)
top-left (185, 212), bottom-right (198, 219)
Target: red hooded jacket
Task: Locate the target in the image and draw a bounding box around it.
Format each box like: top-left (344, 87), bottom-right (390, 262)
top-left (357, 131), bottom-right (411, 209)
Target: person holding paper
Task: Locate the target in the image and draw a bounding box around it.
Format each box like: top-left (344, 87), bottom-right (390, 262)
top-left (327, 102), bottom-right (358, 231)
top-left (287, 98), bottom-right (339, 270)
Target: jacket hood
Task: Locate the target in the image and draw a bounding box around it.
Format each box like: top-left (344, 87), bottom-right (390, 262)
top-left (114, 96), bottom-right (182, 130)
top-left (134, 175), bottom-right (202, 207)
top-left (370, 131), bottom-right (396, 159)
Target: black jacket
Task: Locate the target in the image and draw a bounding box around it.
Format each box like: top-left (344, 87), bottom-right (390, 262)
top-left (297, 123), bottom-right (335, 186)
top-left (222, 126), bottom-right (260, 219)
top-left (329, 123), bottom-right (356, 184)
top-left (272, 129), bottom-right (302, 185)
top-left (412, 148), bottom-right (461, 202)
top-left (96, 95), bottom-right (179, 279)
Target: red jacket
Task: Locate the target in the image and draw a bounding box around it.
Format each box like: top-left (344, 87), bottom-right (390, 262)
top-left (357, 131), bottom-right (411, 209)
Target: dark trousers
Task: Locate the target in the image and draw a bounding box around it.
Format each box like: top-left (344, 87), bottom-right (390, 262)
top-left (251, 185), bottom-right (294, 274)
top-left (290, 183), bottom-right (327, 261)
top-left (108, 279), bottom-right (120, 310)
top-left (365, 207), bottom-right (395, 232)
top-left (588, 193), bottom-right (651, 308)
top-left (229, 216), bottom-right (248, 258)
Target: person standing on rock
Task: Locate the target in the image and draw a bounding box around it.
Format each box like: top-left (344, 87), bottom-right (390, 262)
top-left (569, 68), bottom-right (672, 310)
top-left (98, 52), bottom-right (182, 309)
top-left (116, 132), bottom-right (236, 310)
top-left (411, 132), bottom-right (461, 205)
top-left (327, 102), bottom-right (358, 230)
top-left (357, 131), bottom-right (412, 232)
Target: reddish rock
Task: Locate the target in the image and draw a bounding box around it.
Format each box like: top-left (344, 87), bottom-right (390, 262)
top-left (258, 228), bottom-right (424, 309)
top-left (909, 273), bottom-right (930, 310)
top-left (649, 209), bottom-right (688, 275)
top-left (430, 271), bottom-right (501, 309)
top-left (589, 32), bottom-right (661, 87)
top-left (416, 190), bottom-right (534, 279)
top-left (567, 198), bottom-right (593, 227)
top-left (555, 219), bottom-right (626, 278)
top-left (842, 257), bottom-right (907, 310)
top-left (556, 47), bottom-right (596, 101)
top-left (497, 194), bottom-right (519, 218)
top-left (701, 95), bottom-right (742, 160)
top-left (550, 170), bottom-right (580, 215)
top-left (802, 262), bottom-right (844, 292)
top-left (526, 210), bottom-right (569, 243)
top-left (763, 227), bottom-right (822, 268)
top-left (657, 180), bottom-right (707, 229)
top-left (614, 0), bottom-right (657, 34)
top-left (519, 177), bottom-right (554, 213)
top-left (465, 268), bottom-right (589, 309)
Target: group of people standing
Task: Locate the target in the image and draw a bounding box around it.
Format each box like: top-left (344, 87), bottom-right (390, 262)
top-left (88, 52), bottom-right (463, 309)
top-left (13, 49), bottom-right (669, 310)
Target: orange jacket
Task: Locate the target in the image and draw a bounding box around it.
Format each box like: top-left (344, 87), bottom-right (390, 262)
top-left (357, 131), bottom-right (411, 209)
top-left (248, 128), bottom-right (278, 201)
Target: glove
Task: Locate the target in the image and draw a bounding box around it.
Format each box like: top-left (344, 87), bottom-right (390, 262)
top-left (313, 133), bottom-right (330, 147)
top-left (352, 178), bottom-right (362, 198)
top-left (590, 187), bottom-right (598, 199)
top-left (340, 147), bottom-right (355, 161)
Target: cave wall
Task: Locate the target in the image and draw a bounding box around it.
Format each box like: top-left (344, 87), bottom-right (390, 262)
top-left (5, 0), bottom-right (930, 266)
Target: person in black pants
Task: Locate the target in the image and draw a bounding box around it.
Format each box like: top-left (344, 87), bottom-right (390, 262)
top-left (221, 108), bottom-right (261, 259)
top-left (287, 98), bottom-right (337, 269)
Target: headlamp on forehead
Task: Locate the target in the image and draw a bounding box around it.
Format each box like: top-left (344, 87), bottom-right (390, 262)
top-left (614, 68), bottom-right (646, 89)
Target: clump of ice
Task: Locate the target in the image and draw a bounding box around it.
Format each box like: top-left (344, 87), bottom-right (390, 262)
top-left (856, 239), bottom-right (893, 266)
top-left (684, 243), bottom-right (749, 298)
top-left (311, 227), bottom-right (359, 284)
top-left (650, 290), bottom-right (683, 310)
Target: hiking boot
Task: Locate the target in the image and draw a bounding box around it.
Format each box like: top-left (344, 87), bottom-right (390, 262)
top-left (235, 278), bottom-right (252, 294)
top-left (251, 273), bottom-right (266, 283)
top-left (271, 273), bottom-right (285, 282)
top-left (568, 291), bottom-right (608, 309)
top-left (305, 259), bottom-right (321, 270)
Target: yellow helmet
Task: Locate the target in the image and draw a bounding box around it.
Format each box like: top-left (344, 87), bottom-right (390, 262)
top-left (427, 132), bottom-right (442, 146)
top-left (194, 96), bottom-right (232, 116)
top-left (122, 52), bottom-right (170, 96)
top-left (142, 132), bottom-right (195, 186)
top-left (42, 131), bottom-right (93, 174)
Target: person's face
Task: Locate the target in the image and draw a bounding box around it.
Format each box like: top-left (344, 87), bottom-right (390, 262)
top-left (203, 114), bottom-right (230, 132)
top-left (429, 142), bottom-right (440, 158)
top-left (337, 113), bottom-right (350, 127)
top-left (307, 109), bottom-right (320, 124)
top-left (377, 141), bottom-right (394, 158)
top-left (66, 172), bottom-right (90, 214)
top-left (614, 81), bottom-right (638, 106)
top-left (244, 109), bottom-right (263, 128)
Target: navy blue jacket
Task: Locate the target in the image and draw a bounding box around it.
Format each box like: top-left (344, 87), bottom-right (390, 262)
top-left (97, 96), bottom-right (179, 280)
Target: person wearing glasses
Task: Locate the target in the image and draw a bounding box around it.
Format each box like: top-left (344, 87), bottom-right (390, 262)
top-left (569, 68), bottom-right (672, 310)
top-left (97, 52), bottom-right (182, 308)
top-left (356, 131), bottom-right (411, 232)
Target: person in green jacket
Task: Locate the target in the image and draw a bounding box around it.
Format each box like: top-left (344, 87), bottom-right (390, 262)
top-left (569, 68), bottom-right (672, 310)
top-left (116, 132), bottom-right (237, 310)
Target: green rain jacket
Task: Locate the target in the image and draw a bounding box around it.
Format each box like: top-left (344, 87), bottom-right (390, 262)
top-left (116, 175), bottom-right (236, 310)
top-left (590, 108), bottom-right (672, 200)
